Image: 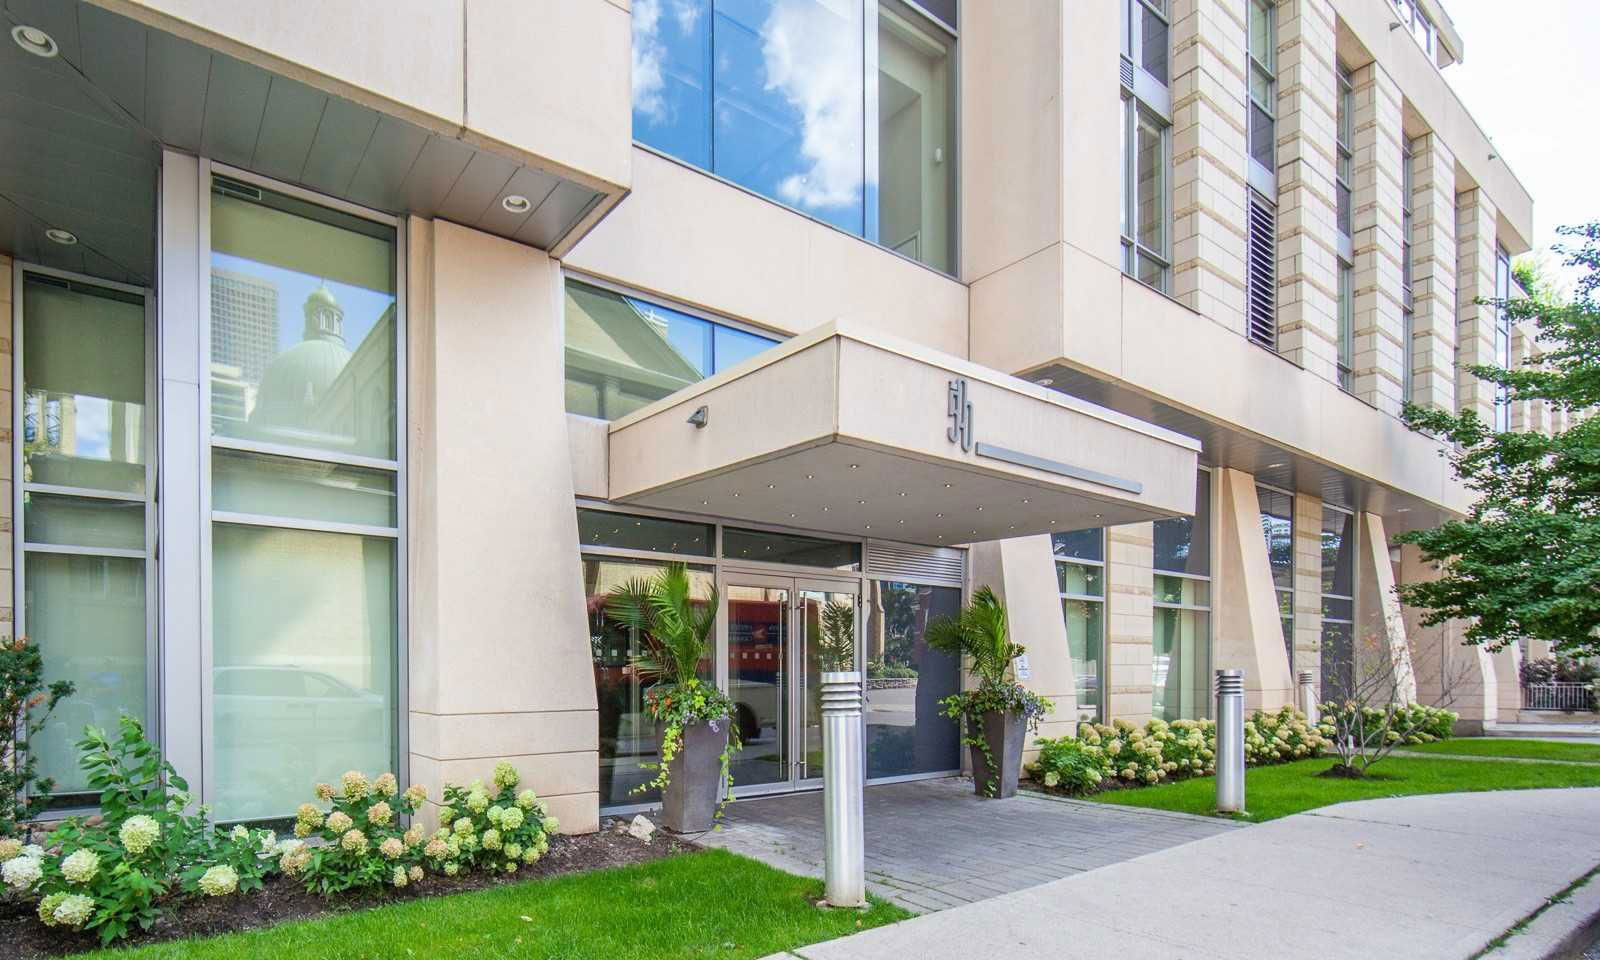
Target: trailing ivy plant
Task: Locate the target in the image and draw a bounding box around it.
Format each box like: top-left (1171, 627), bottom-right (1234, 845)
top-left (0, 635), bottom-right (74, 837)
top-left (926, 587), bottom-right (1053, 794)
top-left (607, 563), bottom-right (742, 815)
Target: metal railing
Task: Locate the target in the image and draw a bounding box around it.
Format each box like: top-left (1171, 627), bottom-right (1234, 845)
top-left (1521, 682), bottom-right (1596, 712)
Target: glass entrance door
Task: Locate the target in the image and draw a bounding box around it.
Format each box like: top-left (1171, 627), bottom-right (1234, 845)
top-left (724, 574), bottom-right (859, 794)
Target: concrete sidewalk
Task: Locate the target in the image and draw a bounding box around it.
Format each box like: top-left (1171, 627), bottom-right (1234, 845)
top-left (773, 788), bottom-right (1600, 960)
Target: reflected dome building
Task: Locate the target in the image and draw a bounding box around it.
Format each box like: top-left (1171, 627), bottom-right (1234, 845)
top-left (249, 283), bottom-right (351, 442)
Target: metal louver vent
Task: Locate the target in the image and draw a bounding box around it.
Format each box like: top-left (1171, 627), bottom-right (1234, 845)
top-left (1246, 192), bottom-right (1277, 350)
top-left (865, 541), bottom-right (966, 587)
top-left (1119, 56), bottom-right (1135, 91)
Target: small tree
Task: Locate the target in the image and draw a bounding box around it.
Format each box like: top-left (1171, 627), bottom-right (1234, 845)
top-left (1396, 222), bottom-right (1600, 660)
top-left (1318, 632), bottom-right (1458, 777)
top-left (1, 635), bottom-right (74, 836)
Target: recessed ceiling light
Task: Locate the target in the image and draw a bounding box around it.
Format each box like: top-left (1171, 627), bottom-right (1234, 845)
top-left (789, 513), bottom-right (797, 519)
top-left (857, 499), bottom-right (867, 505)
top-left (943, 483), bottom-right (952, 489)
top-left (898, 492), bottom-right (906, 497)
top-left (976, 506), bottom-right (984, 512)
top-left (1037, 377), bottom-right (1054, 386)
top-left (767, 483), bottom-right (775, 490)
top-left (1267, 462), bottom-right (1286, 469)
top-left (700, 499), bottom-right (709, 506)
top-left (12, 25), bottom-right (58, 58)
top-left (935, 513), bottom-right (943, 519)
top-left (1093, 513), bottom-right (1102, 519)
top-left (864, 524), bottom-right (872, 530)
top-left (501, 194), bottom-right (531, 214)
top-left (897, 519), bottom-right (905, 524)
top-left (806, 474), bottom-right (814, 480)
top-left (44, 228), bottom-right (76, 245)
top-left (849, 464), bottom-right (859, 470)
top-left (1021, 498), bottom-right (1030, 504)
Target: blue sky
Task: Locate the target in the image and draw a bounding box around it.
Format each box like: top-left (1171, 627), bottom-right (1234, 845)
top-left (212, 252), bottom-right (395, 355)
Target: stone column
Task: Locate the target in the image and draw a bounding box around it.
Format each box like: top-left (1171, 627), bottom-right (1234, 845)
top-left (0, 258), bottom-right (10, 647)
top-left (1291, 495), bottom-right (1324, 693)
top-left (407, 219), bottom-right (600, 833)
top-left (1107, 524), bottom-right (1155, 727)
top-left (1170, 0), bottom-right (1251, 334)
top-left (1400, 543), bottom-right (1496, 732)
top-left (1456, 188), bottom-right (1501, 421)
top-left (1357, 514), bottom-right (1416, 702)
top-left (1272, 0), bottom-right (1341, 383)
top-left (1350, 61), bottom-right (1407, 415)
top-left (1410, 133), bottom-right (1457, 412)
top-left (1213, 469), bottom-right (1294, 710)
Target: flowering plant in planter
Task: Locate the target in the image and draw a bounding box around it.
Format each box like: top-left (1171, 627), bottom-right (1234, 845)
top-left (928, 587), bottom-right (1053, 797)
top-left (290, 770), bottom-right (428, 894)
top-left (425, 762), bottom-right (555, 878)
top-left (607, 563), bottom-right (741, 829)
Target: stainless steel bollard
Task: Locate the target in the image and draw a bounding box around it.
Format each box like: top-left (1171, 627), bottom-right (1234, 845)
top-left (821, 671), bottom-right (866, 908)
top-left (1297, 670), bottom-right (1319, 725)
top-left (1215, 669), bottom-right (1246, 814)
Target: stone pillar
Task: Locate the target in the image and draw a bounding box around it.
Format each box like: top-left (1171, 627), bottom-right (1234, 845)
top-left (1106, 524), bottom-right (1155, 727)
top-left (1400, 543), bottom-right (1496, 732)
top-left (1213, 469), bottom-right (1294, 710)
top-left (1170, 0), bottom-right (1251, 334)
top-left (0, 257), bottom-right (10, 647)
top-left (1272, 0), bottom-right (1341, 383)
top-left (1291, 495), bottom-right (1324, 693)
top-left (1456, 188), bottom-right (1500, 421)
top-left (407, 218), bottom-right (600, 833)
top-left (968, 536), bottom-right (1078, 762)
top-left (1349, 61), bottom-right (1407, 415)
top-left (1357, 513), bottom-right (1416, 702)
top-left (1410, 132), bottom-right (1457, 412)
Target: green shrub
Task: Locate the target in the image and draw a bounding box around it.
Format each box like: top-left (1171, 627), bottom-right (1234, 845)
top-left (1148, 717), bottom-right (1215, 776)
top-left (290, 770), bottom-right (428, 895)
top-left (425, 762), bottom-right (555, 878)
top-left (0, 635), bottom-right (74, 837)
top-left (1026, 737), bottom-right (1106, 793)
top-left (1245, 706), bottom-right (1327, 763)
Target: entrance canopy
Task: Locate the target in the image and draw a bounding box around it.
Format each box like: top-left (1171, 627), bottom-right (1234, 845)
top-left (608, 322), bottom-right (1200, 545)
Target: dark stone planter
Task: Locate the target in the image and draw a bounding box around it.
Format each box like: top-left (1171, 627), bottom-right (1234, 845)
top-left (969, 709), bottom-right (1025, 799)
top-left (661, 717), bottom-right (729, 833)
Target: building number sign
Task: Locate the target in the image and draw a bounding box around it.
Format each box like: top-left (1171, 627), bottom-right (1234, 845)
top-left (947, 378), bottom-right (973, 452)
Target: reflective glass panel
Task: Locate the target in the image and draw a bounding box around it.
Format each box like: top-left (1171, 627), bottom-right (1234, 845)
top-left (1051, 528), bottom-right (1103, 562)
top-left (1258, 487), bottom-right (1294, 591)
top-left (1320, 619), bottom-right (1355, 703)
top-left (21, 275), bottom-right (147, 494)
top-left (1154, 472), bottom-right (1210, 575)
top-left (878, 0), bottom-right (956, 273)
top-left (1063, 598), bottom-right (1103, 721)
top-left (1135, 110), bottom-right (1166, 255)
top-left (727, 583), bottom-right (790, 788)
top-left (1321, 508), bottom-right (1356, 596)
top-left (1057, 562), bottom-right (1104, 598)
top-left (864, 581), bottom-right (961, 778)
top-left (631, 0), bottom-right (714, 168)
top-left (29, 553), bottom-right (147, 796)
top-left (209, 182), bottom-right (398, 460)
top-left (22, 493), bottom-right (145, 551)
top-left (211, 525), bottom-right (397, 821)
top-left (722, 528), bottom-right (861, 570)
top-left (1153, 574), bottom-right (1209, 607)
top-left (1140, 2), bottom-right (1169, 84)
top-left (212, 448), bottom-right (397, 529)
top-left (1153, 607), bottom-right (1209, 721)
top-left (800, 588), bottom-right (856, 780)
top-left (577, 508), bottom-right (714, 556)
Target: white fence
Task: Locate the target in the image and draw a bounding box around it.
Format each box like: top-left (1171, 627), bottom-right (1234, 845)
top-left (1521, 682), bottom-right (1596, 712)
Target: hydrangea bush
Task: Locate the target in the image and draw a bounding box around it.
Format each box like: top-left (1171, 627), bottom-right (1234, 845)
top-left (1315, 700), bottom-right (1459, 774)
top-left (292, 770), bottom-right (428, 895)
top-left (425, 762), bottom-right (554, 878)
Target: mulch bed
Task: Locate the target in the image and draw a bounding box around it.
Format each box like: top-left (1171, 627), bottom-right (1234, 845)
top-left (0, 819), bottom-right (699, 958)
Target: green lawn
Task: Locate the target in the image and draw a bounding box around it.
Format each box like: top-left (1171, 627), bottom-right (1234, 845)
top-left (1399, 738), bottom-right (1600, 763)
top-left (1088, 755), bottom-right (1600, 822)
top-left (86, 849), bottom-right (908, 960)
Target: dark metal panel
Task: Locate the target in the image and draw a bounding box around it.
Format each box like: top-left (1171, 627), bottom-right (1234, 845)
top-left (144, 26), bottom-right (210, 151)
top-left (396, 135), bottom-right (474, 214)
top-left (250, 75), bottom-right (327, 184)
top-left (4, 0), bottom-right (83, 66)
top-left (516, 180), bottom-right (601, 249)
top-left (435, 149), bottom-right (517, 225)
top-left (299, 97), bottom-right (379, 195)
top-left (199, 54), bottom-right (270, 169)
top-left (475, 165), bottom-right (557, 237)
top-left (346, 115), bottom-right (428, 213)
top-left (76, 3), bottom-right (148, 126)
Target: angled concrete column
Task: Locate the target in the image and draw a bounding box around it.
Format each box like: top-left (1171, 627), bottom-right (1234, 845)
top-left (1170, 0), bottom-right (1251, 334)
top-left (407, 218), bottom-right (599, 832)
top-left (1456, 188), bottom-right (1501, 421)
top-left (969, 536), bottom-right (1077, 761)
top-left (1410, 133), bottom-right (1458, 411)
top-left (1272, 0), bottom-right (1341, 382)
top-left (1357, 513), bottom-right (1416, 703)
top-left (1213, 469), bottom-right (1293, 710)
top-left (1350, 61), bottom-right (1408, 416)
top-left (1291, 496), bottom-right (1324, 692)
top-left (1400, 543), bottom-right (1496, 732)
top-left (1107, 524), bottom-right (1155, 727)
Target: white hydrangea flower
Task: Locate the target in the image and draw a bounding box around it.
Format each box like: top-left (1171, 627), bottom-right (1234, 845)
top-left (342, 770), bottom-right (371, 800)
top-left (443, 861), bottom-right (460, 877)
top-left (515, 789), bottom-right (538, 811)
top-left (500, 807), bottom-right (525, 832)
top-left (482, 829), bottom-right (502, 851)
top-left (3, 855), bottom-right (42, 890)
top-left (230, 824), bottom-right (250, 842)
top-left (373, 773), bottom-right (398, 797)
top-left (492, 761), bottom-right (520, 791)
top-left (487, 805), bottom-right (504, 827)
top-left (198, 864), bottom-right (239, 896)
top-left (1042, 771), bottom-right (1060, 788)
top-left (61, 849), bottom-right (100, 885)
top-left (368, 801), bottom-right (394, 826)
top-left (20, 844), bottom-right (43, 860)
top-left (51, 893), bottom-right (95, 928)
top-left (119, 815), bottom-right (160, 856)
top-left (391, 866), bottom-right (408, 888)
top-left (408, 865), bottom-right (423, 883)
top-left (379, 837), bottom-right (404, 860)
top-left (340, 829), bottom-right (368, 854)
top-left (466, 789), bottom-right (490, 814)
top-left (325, 811), bottom-right (354, 834)
top-left (0, 838), bottom-right (22, 863)
top-left (541, 816), bottom-right (560, 834)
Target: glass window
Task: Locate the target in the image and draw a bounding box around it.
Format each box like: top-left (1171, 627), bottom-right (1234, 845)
top-left (878, 0), bottom-right (956, 273)
top-left (1338, 263), bottom-right (1354, 392)
top-left (1258, 486), bottom-right (1293, 660)
top-left (722, 527), bottom-right (861, 570)
top-left (1153, 470), bottom-right (1210, 576)
top-left (209, 179), bottom-right (397, 461)
top-left (1055, 529), bottom-right (1105, 720)
top-left (18, 271), bottom-right (153, 803)
top-left (563, 279), bottom-right (780, 421)
top-left (211, 448), bottom-right (397, 529)
top-left (1153, 471), bottom-right (1211, 720)
top-left (1120, 0), bottom-right (1171, 294)
top-left (577, 508), bottom-right (714, 556)
top-left (1495, 246), bottom-right (1512, 432)
top-left (1123, 0), bottom-right (1169, 85)
top-left (586, 555), bottom-right (716, 807)
top-left (863, 581), bottom-right (961, 778)
top-left (1320, 507), bottom-right (1356, 701)
top-left (1335, 64), bottom-right (1353, 240)
top-left (1246, 0), bottom-right (1276, 173)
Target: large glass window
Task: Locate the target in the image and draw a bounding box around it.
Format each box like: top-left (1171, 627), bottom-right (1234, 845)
top-left (563, 279), bottom-right (780, 421)
top-left (722, 527), bottom-right (861, 570)
top-left (208, 178), bottom-right (401, 822)
top-left (1120, 0), bottom-right (1171, 293)
top-left (1335, 62), bottom-right (1354, 393)
top-left (864, 581), bottom-right (961, 778)
top-left (1258, 486), bottom-right (1294, 662)
top-left (1402, 137), bottom-right (1417, 403)
top-left (18, 271), bottom-right (152, 802)
top-left (1494, 245), bottom-right (1512, 432)
top-left (1320, 506), bottom-right (1356, 702)
top-left (630, 0), bottom-right (957, 273)
top-left (1246, 0), bottom-right (1277, 174)
top-left (1152, 471), bottom-right (1211, 721)
top-left (1054, 530), bottom-right (1105, 721)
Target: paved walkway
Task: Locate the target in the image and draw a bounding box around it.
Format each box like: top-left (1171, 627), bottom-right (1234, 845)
top-left (691, 777), bottom-right (1241, 913)
top-left (766, 788), bottom-right (1600, 960)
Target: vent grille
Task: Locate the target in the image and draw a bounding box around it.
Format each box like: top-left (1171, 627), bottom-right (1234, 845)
top-left (866, 541), bottom-right (966, 587)
top-left (1119, 56), bottom-right (1135, 91)
top-left (1246, 191), bottom-right (1277, 350)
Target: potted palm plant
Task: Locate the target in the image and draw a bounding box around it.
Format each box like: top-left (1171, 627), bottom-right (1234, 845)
top-left (926, 586), bottom-right (1052, 798)
top-left (607, 562), bottom-right (739, 832)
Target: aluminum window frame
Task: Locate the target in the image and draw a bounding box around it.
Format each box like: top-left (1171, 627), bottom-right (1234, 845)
top-left (1401, 136), bottom-right (1418, 404)
top-left (1054, 529), bottom-right (1107, 722)
top-left (1494, 244), bottom-right (1513, 433)
top-left (1151, 467), bottom-right (1213, 719)
top-left (13, 261), bottom-right (159, 812)
top-left (1245, 0), bottom-right (1278, 194)
top-left (197, 159), bottom-right (409, 820)
top-left (1256, 482), bottom-right (1294, 668)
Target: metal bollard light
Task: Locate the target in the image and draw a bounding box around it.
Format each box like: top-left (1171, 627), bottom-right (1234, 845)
top-left (820, 671), bottom-right (866, 908)
top-left (1215, 669), bottom-right (1246, 814)
top-left (1297, 670), bottom-right (1319, 725)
